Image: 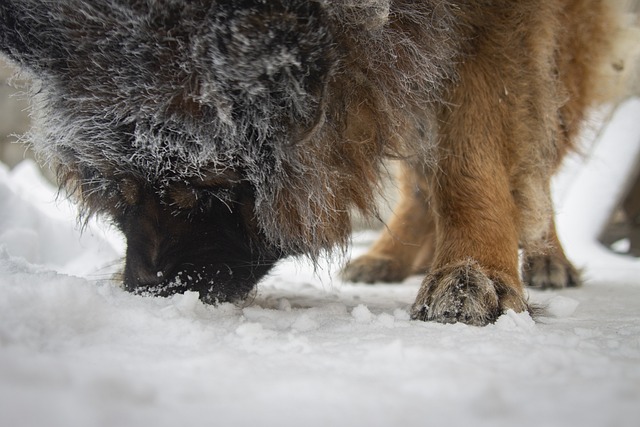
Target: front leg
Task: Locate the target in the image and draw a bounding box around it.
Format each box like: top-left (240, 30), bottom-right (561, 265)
top-left (410, 146), bottom-right (529, 325)
top-left (409, 35), bottom-right (543, 325)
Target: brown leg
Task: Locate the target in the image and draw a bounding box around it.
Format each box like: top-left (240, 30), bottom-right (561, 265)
top-left (342, 163), bottom-right (435, 283)
top-left (409, 19), bottom-right (542, 324)
top-left (410, 140), bottom-right (528, 325)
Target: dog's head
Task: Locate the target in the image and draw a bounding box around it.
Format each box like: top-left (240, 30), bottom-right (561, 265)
top-left (2, 0), bottom-right (457, 302)
top-left (0, 0), bottom-right (341, 302)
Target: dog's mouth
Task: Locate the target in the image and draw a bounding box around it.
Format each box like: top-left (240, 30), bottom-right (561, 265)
top-left (107, 175), bottom-right (285, 304)
top-left (123, 258), bottom-right (279, 305)
top-left (119, 216), bottom-right (284, 304)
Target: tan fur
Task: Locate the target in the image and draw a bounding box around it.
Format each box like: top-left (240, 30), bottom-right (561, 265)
top-left (343, 0), bottom-right (631, 323)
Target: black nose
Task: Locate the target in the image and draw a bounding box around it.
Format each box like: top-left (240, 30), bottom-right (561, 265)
top-left (127, 264), bottom-right (167, 288)
top-left (122, 255), bottom-right (176, 292)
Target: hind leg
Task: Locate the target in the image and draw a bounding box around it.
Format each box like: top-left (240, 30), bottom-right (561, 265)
top-left (522, 216), bottom-right (581, 289)
top-left (342, 163), bottom-right (435, 283)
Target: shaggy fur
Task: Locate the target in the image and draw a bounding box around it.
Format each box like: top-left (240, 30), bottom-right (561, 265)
top-left (0, 0), bottom-right (631, 323)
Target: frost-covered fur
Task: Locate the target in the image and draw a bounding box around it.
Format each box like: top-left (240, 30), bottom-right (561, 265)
top-left (0, 0), bottom-right (630, 324)
top-left (0, 0), bottom-right (458, 256)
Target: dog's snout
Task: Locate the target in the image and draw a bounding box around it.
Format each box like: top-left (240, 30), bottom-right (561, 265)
top-left (117, 191), bottom-right (282, 303)
top-left (122, 250), bottom-right (173, 290)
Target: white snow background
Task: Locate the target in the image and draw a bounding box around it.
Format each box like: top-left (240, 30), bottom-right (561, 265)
top-left (1, 99), bottom-right (640, 427)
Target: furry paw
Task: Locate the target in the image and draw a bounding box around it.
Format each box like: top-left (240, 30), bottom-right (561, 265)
top-left (410, 260), bottom-right (527, 326)
top-left (341, 254), bottom-right (410, 283)
top-left (522, 254), bottom-right (581, 289)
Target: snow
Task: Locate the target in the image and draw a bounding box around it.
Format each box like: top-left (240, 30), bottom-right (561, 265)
top-left (1, 100), bottom-right (640, 427)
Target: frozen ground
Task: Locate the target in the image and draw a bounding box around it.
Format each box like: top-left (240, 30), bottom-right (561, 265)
top-left (1, 99), bottom-right (640, 427)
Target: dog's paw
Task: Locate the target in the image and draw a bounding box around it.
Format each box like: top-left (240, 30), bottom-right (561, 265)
top-left (410, 260), bottom-right (527, 326)
top-left (522, 254), bottom-right (581, 289)
top-left (341, 254), bottom-right (410, 283)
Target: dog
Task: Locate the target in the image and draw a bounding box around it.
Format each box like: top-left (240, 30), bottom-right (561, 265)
top-left (0, 0), bottom-right (628, 325)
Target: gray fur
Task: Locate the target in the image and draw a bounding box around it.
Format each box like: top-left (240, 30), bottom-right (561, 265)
top-left (0, 0), bottom-right (459, 256)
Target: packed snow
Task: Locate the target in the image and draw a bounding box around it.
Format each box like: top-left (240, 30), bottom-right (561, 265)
top-left (1, 99), bottom-right (640, 427)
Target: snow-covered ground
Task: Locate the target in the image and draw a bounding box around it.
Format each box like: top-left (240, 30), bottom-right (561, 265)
top-left (1, 99), bottom-right (640, 427)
